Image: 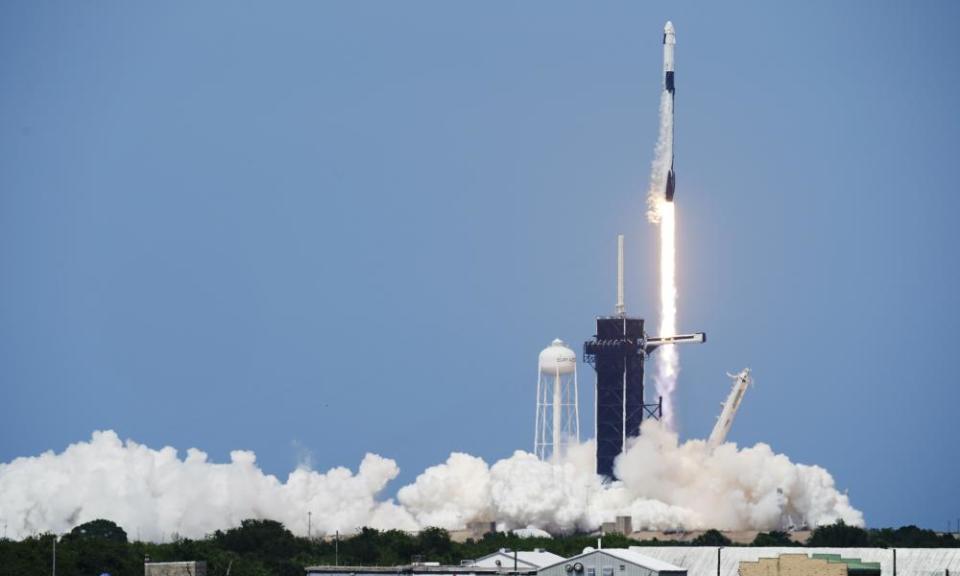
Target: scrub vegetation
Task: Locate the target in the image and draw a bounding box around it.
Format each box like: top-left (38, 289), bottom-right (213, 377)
top-left (0, 519), bottom-right (956, 576)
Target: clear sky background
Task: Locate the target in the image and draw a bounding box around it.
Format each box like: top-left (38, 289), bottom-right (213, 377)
top-left (2, 1), bottom-right (959, 530)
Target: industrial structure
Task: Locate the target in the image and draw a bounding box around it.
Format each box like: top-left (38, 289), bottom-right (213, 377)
top-left (584, 236), bottom-right (704, 479)
top-left (534, 339), bottom-right (580, 461)
top-left (707, 369), bottom-right (753, 449)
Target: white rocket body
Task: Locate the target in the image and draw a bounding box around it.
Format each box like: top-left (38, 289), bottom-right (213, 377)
top-left (663, 21), bottom-right (675, 76)
top-left (662, 21), bottom-right (677, 202)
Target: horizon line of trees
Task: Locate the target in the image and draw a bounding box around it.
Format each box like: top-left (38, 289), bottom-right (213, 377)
top-left (0, 519), bottom-right (957, 576)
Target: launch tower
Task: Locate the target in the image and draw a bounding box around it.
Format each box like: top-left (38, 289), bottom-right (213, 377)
top-left (584, 235), bottom-right (705, 479)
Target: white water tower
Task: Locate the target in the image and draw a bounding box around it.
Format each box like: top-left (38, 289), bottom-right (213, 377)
top-left (534, 338), bottom-right (580, 461)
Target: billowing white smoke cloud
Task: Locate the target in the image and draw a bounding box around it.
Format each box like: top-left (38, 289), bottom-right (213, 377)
top-left (394, 453), bottom-right (491, 530)
top-left (0, 430), bottom-right (417, 541)
top-left (612, 423), bottom-right (863, 530)
top-left (399, 423), bottom-right (861, 533)
top-left (0, 424), bottom-right (862, 541)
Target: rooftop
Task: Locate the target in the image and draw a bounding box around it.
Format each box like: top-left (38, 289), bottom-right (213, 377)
top-left (539, 548), bottom-right (685, 574)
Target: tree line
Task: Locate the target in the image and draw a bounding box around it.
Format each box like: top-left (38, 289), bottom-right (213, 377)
top-left (0, 519), bottom-right (956, 576)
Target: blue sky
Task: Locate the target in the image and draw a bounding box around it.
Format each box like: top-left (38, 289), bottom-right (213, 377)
top-left (2, 1), bottom-right (959, 529)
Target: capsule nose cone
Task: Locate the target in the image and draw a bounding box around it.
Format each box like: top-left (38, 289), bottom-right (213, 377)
top-left (663, 21), bottom-right (676, 45)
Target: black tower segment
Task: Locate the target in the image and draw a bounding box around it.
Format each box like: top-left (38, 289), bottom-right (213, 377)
top-left (584, 316), bottom-right (661, 480)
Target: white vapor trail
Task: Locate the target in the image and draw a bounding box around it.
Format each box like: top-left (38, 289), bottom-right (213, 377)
top-left (647, 82), bottom-right (680, 428)
top-left (647, 91), bottom-right (674, 224)
top-left (0, 425), bottom-right (863, 541)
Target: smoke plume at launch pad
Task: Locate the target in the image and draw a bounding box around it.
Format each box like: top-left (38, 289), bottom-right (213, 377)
top-left (0, 424), bottom-right (862, 541)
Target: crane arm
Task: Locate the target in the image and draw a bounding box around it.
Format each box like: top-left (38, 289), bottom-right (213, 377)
top-left (707, 368), bottom-right (753, 449)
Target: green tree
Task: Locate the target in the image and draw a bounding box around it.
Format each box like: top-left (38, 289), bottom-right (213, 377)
top-left (214, 519), bottom-right (304, 576)
top-left (61, 518), bottom-right (128, 543)
top-left (342, 527), bottom-right (384, 565)
top-left (216, 519), bottom-right (297, 558)
top-left (417, 527), bottom-right (454, 563)
top-left (600, 533), bottom-right (637, 549)
top-left (808, 520), bottom-right (869, 547)
top-left (869, 525), bottom-right (959, 548)
top-left (751, 531), bottom-right (797, 547)
top-left (691, 529), bottom-right (732, 546)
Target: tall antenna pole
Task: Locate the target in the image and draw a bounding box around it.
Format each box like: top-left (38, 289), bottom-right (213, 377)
top-left (616, 234), bottom-right (625, 316)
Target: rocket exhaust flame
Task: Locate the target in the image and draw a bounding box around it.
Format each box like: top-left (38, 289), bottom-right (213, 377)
top-left (655, 201), bottom-right (679, 429)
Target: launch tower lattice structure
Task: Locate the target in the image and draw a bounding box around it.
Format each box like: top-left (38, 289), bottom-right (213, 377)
top-left (584, 316), bottom-right (659, 479)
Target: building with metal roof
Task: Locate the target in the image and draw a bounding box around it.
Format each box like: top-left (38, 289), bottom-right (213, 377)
top-left (538, 548), bottom-right (686, 576)
top-left (632, 547), bottom-right (960, 576)
top-left (469, 549), bottom-right (566, 570)
top-left (304, 563), bottom-right (536, 576)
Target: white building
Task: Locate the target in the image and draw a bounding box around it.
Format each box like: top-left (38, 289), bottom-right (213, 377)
top-left (471, 548), bottom-right (566, 570)
top-left (538, 548), bottom-right (686, 576)
top-left (145, 561), bottom-right (207, 576)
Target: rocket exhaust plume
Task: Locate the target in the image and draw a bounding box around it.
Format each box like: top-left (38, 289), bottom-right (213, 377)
top-left (0, 426), bottom-right (863, 540)
top-left (648, 22), bottom-right (679, 428)
top-left (656, 202), bottom-right (679, 427)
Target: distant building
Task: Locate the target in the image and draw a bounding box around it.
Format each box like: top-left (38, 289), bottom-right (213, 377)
top-left (305, 562), bottom-right (536, 576)
top-left (601, 517), bottom-right (633, 536)
top-left (739, 554), bottom-right (880, 576)
top-left (145, 561), bottom-right (207, 576)
top-left (538, 548), bottom-right (686, 576)
top-left (633, 547), bottom-right (960, 576)
top-left (466, 521), bottom-right (499, 539)
top-left (469, 548), bottom-right (566, 570)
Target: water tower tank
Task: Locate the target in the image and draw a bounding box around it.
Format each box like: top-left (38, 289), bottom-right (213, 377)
top-left (534, 338), bottom-right (580, 461)
top-left (539, 339), bottom-right (577, 374)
